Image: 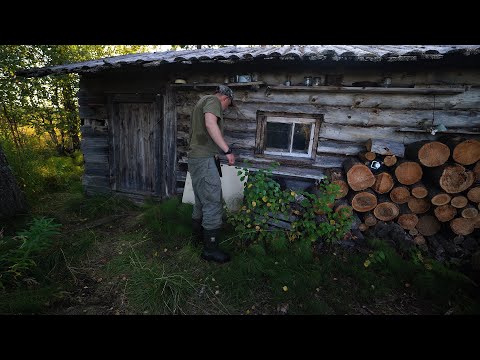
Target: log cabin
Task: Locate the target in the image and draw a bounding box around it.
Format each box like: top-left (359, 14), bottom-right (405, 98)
top-left (17, 45), bottom-right (480, 203)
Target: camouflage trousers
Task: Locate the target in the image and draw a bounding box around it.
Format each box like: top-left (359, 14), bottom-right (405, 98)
top-left (188, 157), bottom-right (223, 230)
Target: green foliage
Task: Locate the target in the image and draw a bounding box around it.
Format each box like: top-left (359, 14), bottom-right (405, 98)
top-left (363, 236), bottom-right (478, 312)
top-left (0, 284), bottom-right (70, 314)
top-left (106, 249), bottom-right (196, 314)
top-left (2, 139), bottom-right (83, 201)
top-left (141, 197), bottom-right (193, 242)
top-left (0, 217), bottom-right (61, 289)
top-left (227, 162), bottom-right (352, 253)
top-left (65, 193), bottom-right (138, 220)
top-left (0, 45), bottom-right (155, 156)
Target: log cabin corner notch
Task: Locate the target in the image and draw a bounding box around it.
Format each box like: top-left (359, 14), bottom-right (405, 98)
top-left (16, 45), bottom-right (480, 201)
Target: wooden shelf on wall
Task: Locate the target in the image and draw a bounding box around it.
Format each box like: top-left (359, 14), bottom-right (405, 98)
top-left (396, 127), bottom-right (480, 135)
top-left (172, 81), bottom-right (265, 89)
top-left (267, 85), bottom-right (465, 95)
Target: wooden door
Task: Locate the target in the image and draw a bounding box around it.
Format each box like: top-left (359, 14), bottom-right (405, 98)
top-left (109, 94), bottom-right (163, 197)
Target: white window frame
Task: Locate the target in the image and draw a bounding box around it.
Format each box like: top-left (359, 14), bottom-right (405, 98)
top-left (264, 116), bottom-right (317, 158)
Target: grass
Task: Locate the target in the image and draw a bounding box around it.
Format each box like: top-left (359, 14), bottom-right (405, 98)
top-left (2, 174), bottom-right (479, 314)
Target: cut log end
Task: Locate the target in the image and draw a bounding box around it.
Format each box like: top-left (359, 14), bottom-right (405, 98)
top-left (372, 172), bottom-right (394, 194)
top-left (461, 206), bottom-right (479, 219)
top-left (390, 186), bottom-right (411, 204)
top-left (434, 204), bottom-right (457, 222)
top-left (413, 235), bottom-right (426, 246)
top-left (450, 217), bottom-right (475, 236)
top-left (351, 191), bottom-right (378, 212)
top-left (418, 141), bottom-right (450, 167)
top-left (467, 186), bottom-right (480, 203)
top-left (408, 197), bottom-right (431, 214)
top-left (431, 193), bottom-right (451, 206)
top-left (383, 155), bottom-right (397, 167)
top-left (452, 139), bottom-right (480, 166)
top-left (373, 202), bottom-right (400, 222)
top-left (347, 165), bottom-right (375, 191)
top-left (411, 185), bottom-right (428, 199)
top-left (439, 165), bottom-right (475, 194)
top-left (416, 215), bottom-right (441, 236)
top-left (395, 161), bottom-right (423, 185)
top-left (451, 196), bottom-right (468, 209)
top-left (398, 213), bottom-right (419, 230)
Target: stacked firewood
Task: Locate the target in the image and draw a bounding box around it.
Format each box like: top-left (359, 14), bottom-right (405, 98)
top-left (333, 136), bottom-right (480, 263)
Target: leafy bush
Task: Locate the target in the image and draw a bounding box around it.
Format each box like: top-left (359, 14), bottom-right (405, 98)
top-left (227, 162), bottom-right (352, 254)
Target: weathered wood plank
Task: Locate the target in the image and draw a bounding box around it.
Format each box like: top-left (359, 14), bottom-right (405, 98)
top-left (80, 125), bottom-right (108, 137)
top-left (82, 174), bottom-right (110, 188)
top-left (84, 163), bottom-right (109, 177)
top-left (163, 86), bottom-right (177, 199)
top-left (82, 153), bottom-right (108, 163)
top-left (267, 85), bottom-right (465, 95)
top-left (81, 137), bottom-right (108, 149)
top-left (317, 139), bottom-right (365, 155)
top-left (319, 123), bottom-right (435, 143)
top-left (84, 185), bottom-right (112, 195)
top-left (246, 89), bottom-right (480, 110)
top-left (221, 103), bottom-right (480, 128)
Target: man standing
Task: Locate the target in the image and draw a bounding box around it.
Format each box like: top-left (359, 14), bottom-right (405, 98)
top-left (188, 85), bottom-right (235, 263)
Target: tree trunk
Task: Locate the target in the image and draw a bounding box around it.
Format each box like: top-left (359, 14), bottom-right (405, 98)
top-left (349, 189), bottom-right (378, 212)
top-left (372, 172), bottom-right (394, 194)
top-left (434, 204), bottom-right (457, 222)
top-left (397, 204), bottom-right (419, 230)
top-left (0, 144), bottom-right (28, 218)
top-left (429, 188), bottom-right (451, 206)
top-left (407, 197), bottom-right (431, 214)
top-left (461, 205), bottom-right (479, 219)
top-left (374, 201), bottom-right (400, 222)
top-left (343, 158), bottom-right (375, 191)
top-left (416, 215), bottom-right (441, 236)
top-left (410, 182), bottom-right (428, 199)
top-left (423, 163), bottom-right (475, 194)
top-left (394, 160), bottom-right (423, 185)
top-left (450, 217), bottom-right (475, 236)
top-left (390, 186), bottom-right (411, 204)
top-left (451, 195), bottom-right (468, 209)
top-left (358, 151), bottom-right (376, 162)
top-left (383, 155), bottom-right (397, 167)
top-left (467, 186), bottom-right (480, 203)
top-left (439, 136), bottom-right (480, 166)
top-left (405, 140), bottom-right (450, 167)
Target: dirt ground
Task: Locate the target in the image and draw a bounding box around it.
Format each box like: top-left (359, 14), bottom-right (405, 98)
top-left (43, 213), bottom-right (452, 315)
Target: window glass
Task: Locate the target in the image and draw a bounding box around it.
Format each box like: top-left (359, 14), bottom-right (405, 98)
top-left (266, 122), bottom-right (290, 151)
top-left (292, 123), bottom-right (310, 153)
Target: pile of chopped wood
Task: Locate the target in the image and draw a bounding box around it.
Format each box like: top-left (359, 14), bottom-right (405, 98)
top-left (332, 136), bottom-right (480, 265)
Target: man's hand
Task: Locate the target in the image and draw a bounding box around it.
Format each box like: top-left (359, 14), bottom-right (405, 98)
top-left (226, 153), bottom-right (235, 166)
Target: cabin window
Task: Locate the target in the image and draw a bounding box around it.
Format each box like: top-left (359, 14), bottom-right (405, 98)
top-left (255, 112), bottom-right (322, 159)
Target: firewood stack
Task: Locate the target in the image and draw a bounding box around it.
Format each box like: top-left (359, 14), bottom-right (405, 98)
top-left (333, 136), bottom-right (480, 264)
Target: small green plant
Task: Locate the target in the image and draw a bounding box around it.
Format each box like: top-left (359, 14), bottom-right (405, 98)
top-left (227, 161), bottom-right (352, 253)
top-left (0, 217), bottom-right (61, 289)
top-left (363, 250), bottom-right (386, 268)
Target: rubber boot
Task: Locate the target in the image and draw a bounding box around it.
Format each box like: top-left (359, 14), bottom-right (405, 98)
top-left (201, 228), bottom-right (231, 263)
top-left (192, 218), bottom-right (203, 244)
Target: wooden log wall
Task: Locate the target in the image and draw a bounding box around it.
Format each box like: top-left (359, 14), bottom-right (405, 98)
top-left (77, 71), bottom-right (176, 199)
top-left (174, 68), bottom-right (480, 194)
top-left (74, 66), bottom-right (480, 202)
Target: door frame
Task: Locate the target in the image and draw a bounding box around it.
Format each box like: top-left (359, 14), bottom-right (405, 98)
top-left (107, 93), bottom-right (163, 198)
